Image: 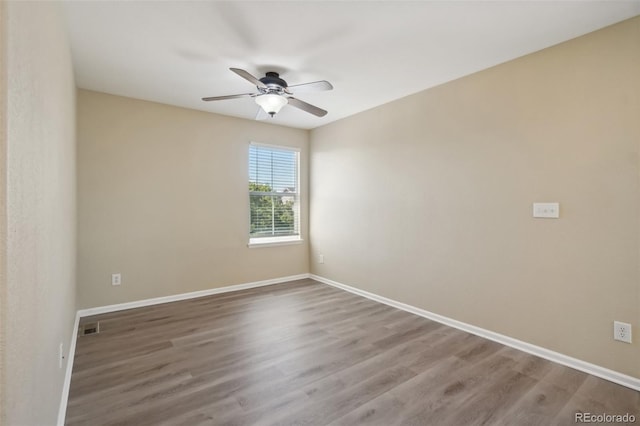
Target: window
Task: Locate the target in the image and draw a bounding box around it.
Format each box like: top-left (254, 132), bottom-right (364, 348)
top-left (249, 143), bottom-right (300, 246)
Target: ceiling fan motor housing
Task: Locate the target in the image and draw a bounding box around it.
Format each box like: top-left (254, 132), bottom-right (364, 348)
top-left (259, 72), bottom-right (288, 94)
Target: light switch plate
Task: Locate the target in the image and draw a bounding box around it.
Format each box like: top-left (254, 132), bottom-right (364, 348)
top-left (533, 202), bottom-right (560, 218)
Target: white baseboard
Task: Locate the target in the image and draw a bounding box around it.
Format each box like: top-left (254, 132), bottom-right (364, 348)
top-left (57, 311), bottom-right (80, 426)
top-left (77, 273), bottom-right (311, 317)
top-left (310, 274), bottom-right (640, 392)
top-left (57, 269), bottom-right (638, 425)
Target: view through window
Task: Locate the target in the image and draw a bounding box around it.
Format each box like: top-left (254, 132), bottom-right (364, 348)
top-left (249, 143), bottom-right (300, 242)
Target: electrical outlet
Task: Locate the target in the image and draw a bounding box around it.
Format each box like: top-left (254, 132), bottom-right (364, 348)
top-left (533, 202), bottom-right (560, 218)
top-left (318, 254), bottom-right (324, 264)
top-left (613, 321), bottom-right (632, 343)
top-left (111, 273), bottom-right (121, 286)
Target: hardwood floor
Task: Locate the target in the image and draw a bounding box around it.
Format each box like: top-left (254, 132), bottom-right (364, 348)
top-left (66, 279), bottom-right (639, 425)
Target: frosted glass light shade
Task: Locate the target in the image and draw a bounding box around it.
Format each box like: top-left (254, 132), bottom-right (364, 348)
top-left (255, 94), bottom-right (288, 116)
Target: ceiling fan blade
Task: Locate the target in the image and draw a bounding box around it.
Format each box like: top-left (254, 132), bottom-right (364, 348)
top-left (202, 93), bottom-right (255, 101)
top-left (287, 97), bottom-right (327, 117)
top-left (230, 68), bottom-right (267, 89)
top-left (287, 80), bottom-right (333, 93)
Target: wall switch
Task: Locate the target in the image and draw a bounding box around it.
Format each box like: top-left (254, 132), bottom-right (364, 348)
top-left (613, 321), bottom-right (632, 343)
top-left (111, 273), bottom-right (122, 286)
top-left (318, 254), bottom-right (324, 264)
top-left (533, 202), bottom-right (560, 218)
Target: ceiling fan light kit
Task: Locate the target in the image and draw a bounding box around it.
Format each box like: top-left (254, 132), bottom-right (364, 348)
top-left (202, 68), bottom-right (333, 118)
top-left (255, 93), bottom-right (288, 117)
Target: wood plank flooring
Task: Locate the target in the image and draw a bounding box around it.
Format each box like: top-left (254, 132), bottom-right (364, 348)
top-left (66, 279), bottom-right (639, 425)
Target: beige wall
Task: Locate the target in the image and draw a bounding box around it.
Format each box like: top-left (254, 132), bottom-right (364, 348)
top-left (77, 90), bottom-right (309, 308)
top-left (3, 2), bottom-right (77, 425)
top-left (310, 17), bottom-right (640, 378)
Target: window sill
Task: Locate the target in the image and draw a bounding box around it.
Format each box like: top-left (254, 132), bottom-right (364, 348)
top-left (248, 236), bottom-right (304, 248)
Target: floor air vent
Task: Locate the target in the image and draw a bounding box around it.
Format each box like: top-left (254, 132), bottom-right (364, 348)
top-left (79, 322), bottom-right (100, 336)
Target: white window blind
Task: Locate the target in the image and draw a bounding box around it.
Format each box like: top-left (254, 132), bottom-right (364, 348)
top-left (249, 144), bottom-right (300, 241)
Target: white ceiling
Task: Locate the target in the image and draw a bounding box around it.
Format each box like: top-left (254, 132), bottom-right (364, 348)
top-left (62, 1), bottom-right (640, 130)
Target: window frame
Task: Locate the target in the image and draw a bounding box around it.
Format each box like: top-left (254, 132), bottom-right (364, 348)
top-left (247, 142), bottom-right (302, 248)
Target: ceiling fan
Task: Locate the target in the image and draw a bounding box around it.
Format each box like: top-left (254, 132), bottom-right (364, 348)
top-left (202, 68), bottom-right (333, 118)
